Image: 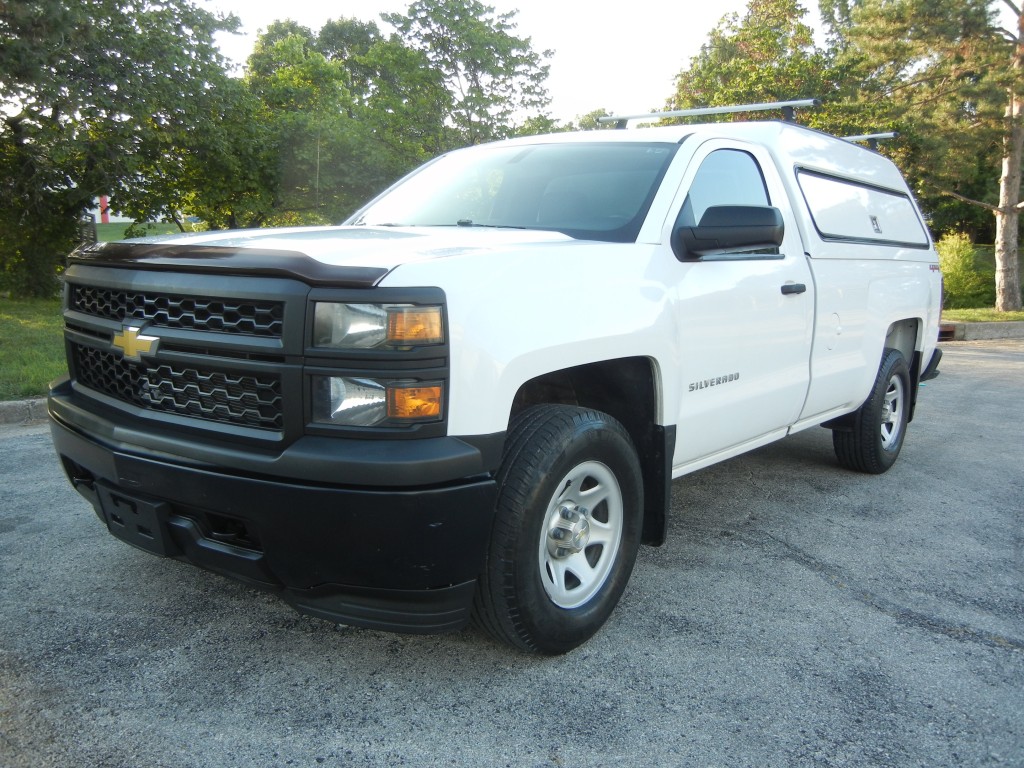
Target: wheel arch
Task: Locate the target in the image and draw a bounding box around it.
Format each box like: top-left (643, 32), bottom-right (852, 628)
top-left (509, 356), bottom-right (672, 546)
top-left (827, 316), bottom-right (924, 433)
top-left (884, 317), bottom-right (925, 422)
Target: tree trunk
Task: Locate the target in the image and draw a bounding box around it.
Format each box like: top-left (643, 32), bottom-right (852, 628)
top-left (994, 9), bottom-right (1024, 312)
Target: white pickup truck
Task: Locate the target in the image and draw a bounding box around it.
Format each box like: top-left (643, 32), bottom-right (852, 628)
top-left (49, 104), bottom-right (943, 654)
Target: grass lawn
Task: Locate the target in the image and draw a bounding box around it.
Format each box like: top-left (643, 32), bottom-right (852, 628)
top-left (942, 308), bottom-right (1024, 322)
top-left (1, 224), bottom-right (190, 401)
top-left (0, 297), bottom-right (65, 401)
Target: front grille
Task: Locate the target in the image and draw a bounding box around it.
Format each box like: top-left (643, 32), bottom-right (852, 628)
top-left (72, 343), bottom-right (283, 430)
top-left (70, 285), bottom-right (284, 338)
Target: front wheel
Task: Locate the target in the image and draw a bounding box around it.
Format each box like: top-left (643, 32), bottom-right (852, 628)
top-left (833, 348), bottom-right (911, 474)
top-left (473, 405), bottom-right (643, 654)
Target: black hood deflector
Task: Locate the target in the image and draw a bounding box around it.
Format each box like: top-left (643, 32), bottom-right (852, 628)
top-left (71, 241), bottom-right (389, 288)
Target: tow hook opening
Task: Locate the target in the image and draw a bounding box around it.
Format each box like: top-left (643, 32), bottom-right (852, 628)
top-left (61, 456), bottom-right (96, 491)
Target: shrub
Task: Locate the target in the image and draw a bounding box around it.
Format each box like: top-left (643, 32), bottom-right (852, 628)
top-left (936, 233), bottom-right (995, 309)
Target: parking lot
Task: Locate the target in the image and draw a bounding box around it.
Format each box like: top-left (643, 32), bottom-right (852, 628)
top-left (1, 340), bottom-right (1022, 767)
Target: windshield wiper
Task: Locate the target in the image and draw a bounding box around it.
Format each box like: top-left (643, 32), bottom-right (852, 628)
top-left (455, 219), bottom-right (526, 229)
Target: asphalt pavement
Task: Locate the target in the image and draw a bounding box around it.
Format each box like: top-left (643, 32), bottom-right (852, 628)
top-left (1, 340), bottom-right (1022, 767)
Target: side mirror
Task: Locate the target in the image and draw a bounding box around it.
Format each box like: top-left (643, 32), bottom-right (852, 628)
top-left (673, 205), bottom-right (785, 260)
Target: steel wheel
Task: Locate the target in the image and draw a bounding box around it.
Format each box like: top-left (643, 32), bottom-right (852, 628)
top-left (537, 460), bottom-right (623, 609)
top-left (879, 372), bottom-right (906, 450)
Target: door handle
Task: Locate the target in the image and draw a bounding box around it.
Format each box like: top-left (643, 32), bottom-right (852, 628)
top-left (781, 283), bottom-right (806, 295)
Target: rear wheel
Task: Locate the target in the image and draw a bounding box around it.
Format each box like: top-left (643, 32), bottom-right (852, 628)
top-left (832, 348), bottom-right (911, 474)
top-left (473, 405), bottom-right (643, 654)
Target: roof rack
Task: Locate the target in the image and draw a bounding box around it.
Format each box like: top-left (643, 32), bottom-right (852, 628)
top-left (597, 99), bottom-right (821, 129)
top-left (842, 132), bottom-right (899, 150)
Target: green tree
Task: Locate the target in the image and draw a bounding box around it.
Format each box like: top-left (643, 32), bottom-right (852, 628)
top-left (515, 114), bottom-right (563, 136)
top-left (840, 0), bottom-right (1021, 311)
top-left (355, 38), bottom-right (450, 168)
top-left (248, 31), bottom-right (352, 223)
top-left (936, 232), bottom-right (996, 308)
top-left (317, 17), bottom-right (383, 104)
top-left (157, 78), bottom-right (279, 231)
top-left (670, 0), bottom-right (837, 115)
top-left (667, 0), bottom-right (879, 149)
top-left (0, 0), bottom-right (238, 296)
top-left (245, 19), bottom-right (317, 82)
top-left (243, 23), bottom-right (414, 225)
top-left (574, 109), bottom-right (617, 132)
top-left (383, 0), bottom-right (553, 147)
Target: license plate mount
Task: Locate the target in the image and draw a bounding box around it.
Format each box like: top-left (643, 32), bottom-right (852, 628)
top-left (97, 485), bottom-right (176, 557)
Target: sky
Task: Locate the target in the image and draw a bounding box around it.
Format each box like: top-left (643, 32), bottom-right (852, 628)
top-left (202, 0), bottom-right (761, 123)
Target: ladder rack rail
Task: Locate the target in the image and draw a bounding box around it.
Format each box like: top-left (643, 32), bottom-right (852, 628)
top-left (597, 99), bottom-right (821, 129)
top-left (842, 132), bottom-right (899, 150)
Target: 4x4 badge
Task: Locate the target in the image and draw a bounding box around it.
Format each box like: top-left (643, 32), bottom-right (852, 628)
top-left (111, 325), bottom-right (159, 362)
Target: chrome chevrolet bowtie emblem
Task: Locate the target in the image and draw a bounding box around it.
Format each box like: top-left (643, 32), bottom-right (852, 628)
top-left (111, 325), bottom-right (159, 362)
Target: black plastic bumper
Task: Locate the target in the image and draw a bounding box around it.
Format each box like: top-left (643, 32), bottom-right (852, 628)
top-left (49, 409), bottom-right (498, 634)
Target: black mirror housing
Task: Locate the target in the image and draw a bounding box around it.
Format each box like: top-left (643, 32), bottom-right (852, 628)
top-left (674, 205), bottom-right (785, 259)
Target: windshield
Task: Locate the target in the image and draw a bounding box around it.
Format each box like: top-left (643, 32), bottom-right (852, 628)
top-left (350, 141), bottom-right (679, 243)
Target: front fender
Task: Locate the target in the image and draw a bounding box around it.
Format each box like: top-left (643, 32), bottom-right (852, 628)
top-left (381, 242), bottom-right (675, 436)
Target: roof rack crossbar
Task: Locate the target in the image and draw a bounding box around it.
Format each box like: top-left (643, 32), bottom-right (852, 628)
top-left (598, 99), bottom-right (821, 129)
top-left (842, 132), bottom-right (899, 150)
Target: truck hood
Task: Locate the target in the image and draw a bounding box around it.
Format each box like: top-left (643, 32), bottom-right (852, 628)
top-left (75, 226), bottom-right (578, 287)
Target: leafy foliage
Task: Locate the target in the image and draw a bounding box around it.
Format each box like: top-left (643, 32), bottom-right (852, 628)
top-left (158, 3), bottom-right (554, 230)
top-left (383, 0), bottom-right (553, 146)
top-left (573, 110), bottom-right (618, 132)
top-left (355, 38), bottom-right (450, 168)
top-left (671, 0), bottom-right (836, 115)
top-left (936, 233), bottom-right (996, 308)
top-left (208, 2), bottom-right (555, 227)
top-left (238, 20), bottom-right (444, 226)
top-left (0, 1), bottom-right (555, 294)
top-left (0, 0), bottom-right (238, 295)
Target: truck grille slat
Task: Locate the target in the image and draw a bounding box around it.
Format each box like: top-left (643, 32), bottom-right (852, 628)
top-left (70, 285), bottom-right (284, 338)
top-left (72, 343), bottom-right (283, 430)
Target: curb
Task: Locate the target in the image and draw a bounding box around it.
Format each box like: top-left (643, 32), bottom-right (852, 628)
top-left (0, 398), bottom-right (47, 426)
top-left (939, 321), bottom-right (1024, 341)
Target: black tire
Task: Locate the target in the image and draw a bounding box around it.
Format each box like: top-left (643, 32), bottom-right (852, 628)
top-left (473, 405), bottom-right (643, 654)
top-left (832, 348), bottom-right (911, 474)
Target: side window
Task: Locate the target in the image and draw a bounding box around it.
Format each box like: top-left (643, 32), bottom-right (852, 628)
top-left (796, 170), bottom-right (929, 247)
top-left (678, 149), bottom-right (770, 227)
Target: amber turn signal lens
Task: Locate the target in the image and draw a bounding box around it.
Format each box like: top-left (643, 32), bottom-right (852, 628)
top-left (387, 384), bottom-right (443, 420)
top-left (387, 307), bottom-right (443, 345)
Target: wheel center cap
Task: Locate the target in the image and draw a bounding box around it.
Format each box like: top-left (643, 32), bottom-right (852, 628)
top-left (548, 505), bottom-right (591, 557)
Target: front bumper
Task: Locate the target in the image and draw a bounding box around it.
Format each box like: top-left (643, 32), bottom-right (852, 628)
top-left (49, 400), bottom-right (498, 634)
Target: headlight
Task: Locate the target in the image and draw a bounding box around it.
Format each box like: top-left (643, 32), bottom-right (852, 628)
top-left (312, 376), bottom-right (443, 426)
top-left (313, 303), bottom-right (443, 350)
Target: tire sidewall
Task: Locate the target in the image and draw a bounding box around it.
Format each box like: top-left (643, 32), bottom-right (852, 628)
top-left (496, 408), bottom-right (643, 653)
top-left (867, 349), bottom-right (911, 470)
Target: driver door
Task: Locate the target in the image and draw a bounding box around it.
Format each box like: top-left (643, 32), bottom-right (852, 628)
top-left (669, 141), bottom-right (814, 469)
